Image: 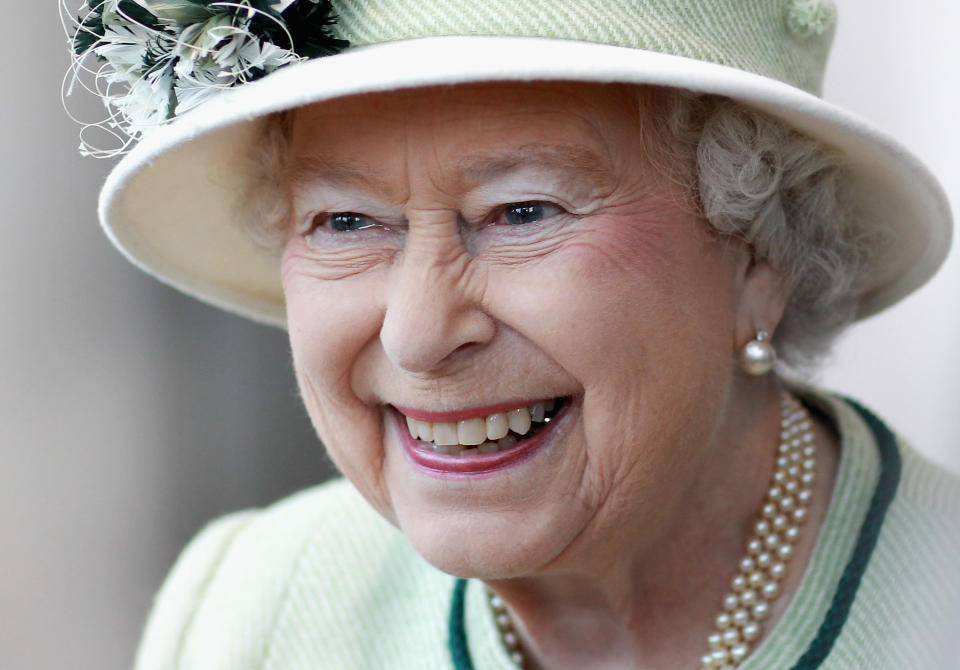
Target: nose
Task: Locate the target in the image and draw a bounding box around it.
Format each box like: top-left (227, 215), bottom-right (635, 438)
top-left (380, 224), bottom-right (495, 374)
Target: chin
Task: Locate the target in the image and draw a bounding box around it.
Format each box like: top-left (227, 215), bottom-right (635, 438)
top-left (396, 507), bottom-right (572, 579)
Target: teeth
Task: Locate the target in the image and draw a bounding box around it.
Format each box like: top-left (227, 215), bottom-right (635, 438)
top-left (508, 408), bottom-right (532, 436)
top-left (478, 441), bottom-right (499, 454)
top-left (402, 399), bottom-right (561, 452)
top-left (486, 413), bottom-right (509, 440)
top-left (417, 420), bottom-right (433, 442)
top-left (457, 417), bottom-right (487, 446)
top-left (433, 422), bottom-right (459, 446)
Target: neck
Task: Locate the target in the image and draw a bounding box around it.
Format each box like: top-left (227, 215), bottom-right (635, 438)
top-left (484, 379), bottom-right (837, 670)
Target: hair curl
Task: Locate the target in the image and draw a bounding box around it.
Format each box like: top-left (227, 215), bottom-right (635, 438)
top-left (242, 88), bottom-right (870, 371)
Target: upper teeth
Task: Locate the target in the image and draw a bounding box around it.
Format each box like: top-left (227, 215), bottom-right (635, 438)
top-left (404, 400), bottom-right (556, 449)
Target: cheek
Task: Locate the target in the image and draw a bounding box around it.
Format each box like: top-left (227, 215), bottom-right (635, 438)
top-left (282, 249), bottom-right (394, 510)
top-left (482, 214), bottom-right (741, 497)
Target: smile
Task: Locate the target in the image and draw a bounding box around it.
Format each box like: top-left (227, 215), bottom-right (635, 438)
top-left (399, 399), bottom-right (562, 455)
top-left (392, 398), bottom-right (569, 474)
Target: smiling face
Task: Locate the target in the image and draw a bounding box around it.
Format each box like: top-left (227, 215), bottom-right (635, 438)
top-left (281, 82), bottom-right (765, 578)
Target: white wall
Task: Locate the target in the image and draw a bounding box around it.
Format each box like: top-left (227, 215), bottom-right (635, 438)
top-left (1, 2), bottom-right (957, 669)
top-left (819, 0), bottom-right (960, 473)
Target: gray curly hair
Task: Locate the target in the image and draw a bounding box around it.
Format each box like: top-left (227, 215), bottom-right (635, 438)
top-left (242, 86), bottom-right (869, 371)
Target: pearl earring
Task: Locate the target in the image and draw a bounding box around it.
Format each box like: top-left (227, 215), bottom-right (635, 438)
top-left (740, 330), bottom-right (776, 375)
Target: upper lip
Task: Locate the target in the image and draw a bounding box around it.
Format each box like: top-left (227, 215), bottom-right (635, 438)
top-left (391, 398), bottom-right (559, 423)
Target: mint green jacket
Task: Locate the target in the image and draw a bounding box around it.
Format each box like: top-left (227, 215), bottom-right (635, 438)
top-left (134, 393), bottom-right (960, 669)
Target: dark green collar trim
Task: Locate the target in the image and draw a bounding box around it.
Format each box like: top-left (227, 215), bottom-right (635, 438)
top-left (449, 577), bottom-right (475, 670)
top-left (788, 397), bottom-right (902, 669)
top-left (448, 397), bottom-right (901, 670)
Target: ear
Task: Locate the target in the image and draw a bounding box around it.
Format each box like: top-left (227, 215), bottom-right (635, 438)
top-left (734, 257), bottom-right (790, 351)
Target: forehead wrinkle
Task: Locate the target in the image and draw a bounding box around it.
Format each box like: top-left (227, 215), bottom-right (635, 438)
top-left (285, 155), bottom-right (407, 202)
top-left (453, 143), bottom-right (614, 191)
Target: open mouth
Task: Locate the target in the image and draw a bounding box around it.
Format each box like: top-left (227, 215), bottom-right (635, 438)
top-left (398, 397), bottom-right (567, 458)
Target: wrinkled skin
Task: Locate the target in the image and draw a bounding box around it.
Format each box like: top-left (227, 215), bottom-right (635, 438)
top-left (280, 82), bottom-right (834, 668)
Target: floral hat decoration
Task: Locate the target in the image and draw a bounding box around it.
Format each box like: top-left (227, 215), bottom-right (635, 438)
top-left (63, 0), bottom-right (952, 326)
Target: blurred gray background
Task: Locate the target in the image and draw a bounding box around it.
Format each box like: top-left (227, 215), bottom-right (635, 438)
top-left (2, 2), bottom-right (958, 669)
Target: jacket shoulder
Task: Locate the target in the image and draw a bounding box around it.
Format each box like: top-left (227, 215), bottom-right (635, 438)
top-left (134, 479), bottom-right (450, 670)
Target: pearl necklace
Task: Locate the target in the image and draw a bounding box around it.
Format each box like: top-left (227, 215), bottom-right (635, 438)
top-left (487, 392), bottom-right (816, 670)
top-left (700, 392), bottom-right (815, 668)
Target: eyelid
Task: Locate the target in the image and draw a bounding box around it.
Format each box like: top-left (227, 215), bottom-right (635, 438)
top-left (487, 200), bottom-right (568, 226)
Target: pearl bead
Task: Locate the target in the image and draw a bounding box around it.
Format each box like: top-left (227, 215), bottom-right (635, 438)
top-left (756, 552), bottom-right (772, 568)
top-left (730, 643), bottom-right (750, 662)
top-left (803, 458), bottom-right (816, 471)
top-left (755, 519), bottom-right (771, 536)
top-left (709, 632), bottom-right (724, 649)
top-left (732, 574), bottom-right (747, 592)
top-left (777, 456), bottom-right (790, 468)
top-left (496, 614), bottom-right (511, 629)
top-left (716, 613), bottom-right (732, 629)
top-left (764, 533), bottom-right (780, 549)
top-left (779, 496), bottom-right (796, 511)
top-left (748, 571), bottom-right (765, 588)
top-left (790, 451), bottom-right (802, 463)
top-left (752, 601), bottom-right (771, 620)
top-left (803, 445), bottom-right (815, 456)
top-left (772, 515), bottom-right (788, 531)
top-left (711, 648), bottom-right (730, 665)
top-left (793, 508), bottom-right (808, 523)
top-left (784, 526), bottom-right (800, 542)
top-left (722, 628), bottom-right (740, 646)
top-left (797, 489), bottom-right (813, 504)
top-left (788, 465), bottom-right (801, 478)
top-left (769, 562), bottom-right (787, 580)
top-left (740, 338), bottom-right (775, 375)
top-left (701, 654), bottom-right (715, 668)
top-left (778, 544), bottom-right (794, 560)
top-left (723, 593), bottom-right (740, 611)
top-left (742, 621), bottom-right (761, 641)
top-left (732, 608), bottom-right (750, 627)
top-left (740, 556), bottom-right (756, 573)
top-left (747, 538), bottom-right (764, 555)
top-left (767, 486), bottom-right (783, 501)
top-left (503, 631), bottom-right (518, 647)
top-left (762, 581), bottom-right (780, 599)
top-left (762, 502), bottom-right (778, 518)
top-left (784, 480), bottom-right (799, 493)
top-left (740, 590), bottom-right (757, 608)
top-left (510, 651), bottom-right (524, 665)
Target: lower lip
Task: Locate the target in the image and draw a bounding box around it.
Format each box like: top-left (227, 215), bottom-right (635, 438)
top-left (394, 403), bottom-right (568, 477)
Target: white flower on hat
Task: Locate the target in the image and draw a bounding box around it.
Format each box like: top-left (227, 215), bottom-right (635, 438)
top-left (64, 0), bottom-right (346, 157)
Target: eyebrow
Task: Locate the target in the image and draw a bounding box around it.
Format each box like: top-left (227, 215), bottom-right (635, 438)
top-left (284, 143), bottom-right (613, 196)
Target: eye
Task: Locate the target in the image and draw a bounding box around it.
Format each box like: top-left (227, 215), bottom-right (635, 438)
top-left (499, 201), bottom-right (566, 226)
top-left (312, 212), bottom-right (378, 233)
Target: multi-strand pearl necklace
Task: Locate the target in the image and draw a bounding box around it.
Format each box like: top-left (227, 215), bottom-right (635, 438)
top-left (700, 392), bottom-right (816, 668)
top-left (487, 392), bottom-right (816, 670)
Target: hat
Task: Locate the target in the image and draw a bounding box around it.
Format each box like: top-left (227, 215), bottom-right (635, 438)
top-left (70, 0), bottom-right (952, 327)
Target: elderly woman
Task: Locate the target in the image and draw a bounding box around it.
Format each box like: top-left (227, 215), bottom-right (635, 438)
top-left (68, 0), bottom-right (959, 668)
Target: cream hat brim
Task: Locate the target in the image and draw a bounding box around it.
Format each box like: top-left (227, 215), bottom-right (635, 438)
top-left (99, 36), bottom-right (952, 327)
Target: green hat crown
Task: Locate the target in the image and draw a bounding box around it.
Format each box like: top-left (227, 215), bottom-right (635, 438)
top-left (334, 0), bottom-right (837, 95)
